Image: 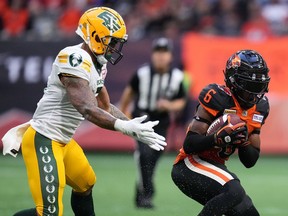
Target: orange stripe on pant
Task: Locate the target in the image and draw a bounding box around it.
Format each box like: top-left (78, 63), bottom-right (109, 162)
top-left (184, 155), bottom-right (234, 185)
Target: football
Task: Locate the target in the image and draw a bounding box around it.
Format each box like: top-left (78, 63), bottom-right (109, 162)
top-left (206, 113), bottom-right (244, 135)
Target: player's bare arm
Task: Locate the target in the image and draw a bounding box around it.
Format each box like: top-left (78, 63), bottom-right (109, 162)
top-left (157, 98), bottom-right (186, 112)
top-left (119, 86), bottom-right (135, 117)
top-left (95, 85), bottom-right (111, 112)
top-left (60, 74), bottom-right (117, 130)
top-left (109, 104), bottom-right (129, 120)
top-left (60, 74), bottom-right (166, 151)
top-left (97, 86), bottom-right (129, 120)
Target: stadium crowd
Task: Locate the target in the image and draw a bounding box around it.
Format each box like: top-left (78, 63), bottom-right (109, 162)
top-left (1, 0), bottom-right (288, 42)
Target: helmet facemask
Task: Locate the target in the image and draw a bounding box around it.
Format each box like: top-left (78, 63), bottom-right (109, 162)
top-left (229, 72), bottom-right (270, 107)
top-left (101, 36), bottom-right (127, 65)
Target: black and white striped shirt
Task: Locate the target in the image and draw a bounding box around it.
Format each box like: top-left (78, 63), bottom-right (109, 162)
top-left (129, 64), bottom-right (186, 126)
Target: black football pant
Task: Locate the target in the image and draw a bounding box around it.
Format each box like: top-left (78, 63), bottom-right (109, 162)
top-left (171, 159), bottom-right (260, 216)
top-left (134, 141), bottom-right (164, 204)
top-left (134, 124), bottom-right (167, 205)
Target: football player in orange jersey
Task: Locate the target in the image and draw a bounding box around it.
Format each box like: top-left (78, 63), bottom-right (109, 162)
top-left (171, 50), bottom-right (270, 216)
top-left (4, 7), bottom-right (166, 216)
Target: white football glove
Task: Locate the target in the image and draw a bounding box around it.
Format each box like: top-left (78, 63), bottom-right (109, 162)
top-left (114, 115), bottom-right (167, 151)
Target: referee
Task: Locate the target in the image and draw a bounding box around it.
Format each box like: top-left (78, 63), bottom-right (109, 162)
top-left (119, 37), bottom-right (187, 209)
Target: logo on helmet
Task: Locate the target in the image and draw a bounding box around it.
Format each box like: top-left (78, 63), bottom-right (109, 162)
top-left (98, 11), bottom-right (121, 33)
top-left (227, 54), bottom-right (241, 69)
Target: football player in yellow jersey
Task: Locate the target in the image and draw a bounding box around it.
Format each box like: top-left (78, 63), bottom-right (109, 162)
top-left (6, 7), bottom-right (166, 216)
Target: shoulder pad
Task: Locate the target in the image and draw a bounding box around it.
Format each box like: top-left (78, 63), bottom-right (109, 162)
top-left (255, 96), bottom-right (270, 124)
top-left (199, 84), bottom-right (234, 116)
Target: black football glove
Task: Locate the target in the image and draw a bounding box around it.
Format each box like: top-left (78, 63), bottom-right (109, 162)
top-left (214, 117), bottom-right (248, 147)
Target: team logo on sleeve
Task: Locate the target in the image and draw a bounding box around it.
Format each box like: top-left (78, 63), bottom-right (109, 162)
top-left (69, 53), bottom-right (83, 67)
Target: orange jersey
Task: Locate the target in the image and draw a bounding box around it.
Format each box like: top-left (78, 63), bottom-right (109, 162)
top-left (175, 83), bottom-right (269, 164)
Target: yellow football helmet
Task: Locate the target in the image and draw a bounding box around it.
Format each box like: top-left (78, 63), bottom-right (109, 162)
top-left (76, 7), bottom-right (128, 65)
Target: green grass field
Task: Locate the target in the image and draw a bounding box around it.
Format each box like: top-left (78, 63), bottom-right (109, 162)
top-left (0, 152), bottom-right (287, 216)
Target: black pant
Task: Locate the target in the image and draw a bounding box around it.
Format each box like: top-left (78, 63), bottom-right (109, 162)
top-left (171, 158), bottom-right (260, 216)
top-left (134, 124), bottom-right (167, 205)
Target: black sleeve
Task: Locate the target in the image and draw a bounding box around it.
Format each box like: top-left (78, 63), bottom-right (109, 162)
top-left (183, 131), bottom-right (215, 154)
top-left (238, 145), bottom-right (260, 168)
top-left (173, 81), bottom-right (186, 99)
top-left (256, 96), bottom-right (270, 125)
top-left (129, 72), bottom-right (139, 93)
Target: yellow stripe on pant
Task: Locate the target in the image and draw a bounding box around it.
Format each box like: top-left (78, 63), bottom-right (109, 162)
top-left (22, 127), bottom-right (96, 216)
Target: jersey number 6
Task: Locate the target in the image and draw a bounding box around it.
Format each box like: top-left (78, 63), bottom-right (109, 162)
top-left (204, 89), bottom-right (217, 103)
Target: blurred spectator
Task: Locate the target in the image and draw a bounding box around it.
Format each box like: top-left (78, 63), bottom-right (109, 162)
top-left (58, 0), bottom-right (83, 38)
top-left (27, 0), bottom-right (60, 40)
top-left (212, 0), bottom-right (242, 36)
top-left (188, 0), bottom-right (215, 33)
top-left (0, 0), bottom-right (8, 14)
top-left (0, 0), bottom-right (31, 39)
top-left (1, 0), bottom-right (288, 41)
top-left (261, 0), bottom-right (288, 35)
top-left (241, 0), bottom-right (273, 41)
